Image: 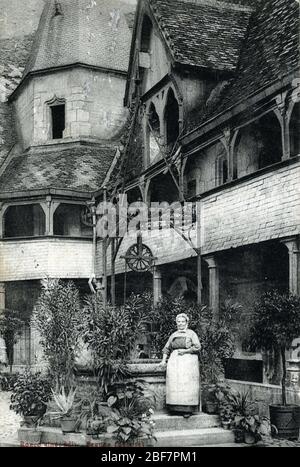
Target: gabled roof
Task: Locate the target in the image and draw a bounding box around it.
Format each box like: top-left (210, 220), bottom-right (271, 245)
top-left (23, 0), bottom-right (135, 79)
top-left (186, 0), bottom-right (300, 133)
top-left (149, 0), bottom-right (252, 72)
top-left (0, 144), bottom-right (117, 194)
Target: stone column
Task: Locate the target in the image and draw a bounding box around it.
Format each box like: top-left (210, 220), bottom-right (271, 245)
top-left (204, 256), bottom-right (219, 318)
top-left (281, 237), bottom-right (299, 295)
top-left (153, 267), bottom-right (162, 306)
top-left (0, 283), bottom-right (7, 364)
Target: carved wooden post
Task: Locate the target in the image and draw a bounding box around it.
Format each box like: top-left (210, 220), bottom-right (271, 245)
top-left (274, 92), bottom-right (290, 160)
top-left (220, 128), bottom-right (239, 182)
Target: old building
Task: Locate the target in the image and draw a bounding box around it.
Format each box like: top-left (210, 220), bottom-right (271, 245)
top-left (0, 0), bottom-right (299, 384)
top-left (96, 0), bottom-right (300, 384)
top-left (0, 0), bottom-right (136, 367)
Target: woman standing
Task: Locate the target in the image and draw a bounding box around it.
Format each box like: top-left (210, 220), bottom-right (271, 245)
top-left (160, 313), bottom-right (201, 417)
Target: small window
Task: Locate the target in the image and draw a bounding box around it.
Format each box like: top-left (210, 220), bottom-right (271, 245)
top-left (51, 104), bottom-right (65, 139)
top-left (140, 15), bottom-right (153, 53)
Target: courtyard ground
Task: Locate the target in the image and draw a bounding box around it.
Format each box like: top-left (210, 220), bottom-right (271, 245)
top-left (0, 392), bottom-right (21, 446)
top-left (0, 391), bottom-right (299, 447)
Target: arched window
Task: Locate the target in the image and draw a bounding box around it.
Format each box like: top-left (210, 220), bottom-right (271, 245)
top-left (290, 102), bottom-right (300, 157)
top-left (257, 112), bottom-right (282, 169)
top-left (234, 111), bottom-right (282, 178)
top-left (148, 103), bottom-right (161, 164)
top-left (46, 96), bottom-right (66, 140)
top-left (140, 15), bottom-right (153, 53)
top-left (4, 204), bottom-right (45, 238)
top-left (165, 89), bottom-right (179, 148)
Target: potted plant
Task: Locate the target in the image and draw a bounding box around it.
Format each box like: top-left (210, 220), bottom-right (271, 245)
top-left (76, 389), bottom-right (111, 439)
top-left (232, 414), bottom-right (274, 445)
top-left (33, 279), bottom-right (83, 389)
top-left (50, 386), bottom-right (79, 433)
top-left (219, 402), bottom-right (234, 430)
top-left (219, 390), bottom-right (258, 443)
top-left (10, 370), bottom-right (52, 444)
top-left (249, 291), bottom-right (300, 439)
top-left (203, 381), bottom-right (232, 415)
top-left (106, 380), bottom-right (156, 446)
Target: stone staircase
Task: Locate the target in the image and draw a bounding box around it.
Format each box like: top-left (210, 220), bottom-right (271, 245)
top-left (14, 412), bottom-right (236, 447)
top-left (151, 412), bottom-right (235, 447)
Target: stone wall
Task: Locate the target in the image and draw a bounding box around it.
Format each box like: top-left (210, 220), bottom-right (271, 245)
top-left (14, 68), bottom-right (128, 149)
top-left (227, 379), bottom-right (300, 417)
top-left (202, 159), bottom-right (300, 254)
top-left (0, 238), bottom-right (93, 282)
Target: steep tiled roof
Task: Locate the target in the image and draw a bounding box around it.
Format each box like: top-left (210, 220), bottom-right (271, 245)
top-left (149, 0), bottom-right (252, 72)
top-left (0, 144), bottom-right (117, 193)
top-left (186, 0), bottom-right (300, 131)
top-left (23, 0), bottom-right (135, 78)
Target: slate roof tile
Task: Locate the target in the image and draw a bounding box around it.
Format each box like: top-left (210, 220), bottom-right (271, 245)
top-left (149, 0), bottom-right (252, 72)
top-left (0, 144), bottom-right (117, 193)
top-left (186, 0), bottom-right (300, 131)
top-left (23, 0), bottom-right (135, 78)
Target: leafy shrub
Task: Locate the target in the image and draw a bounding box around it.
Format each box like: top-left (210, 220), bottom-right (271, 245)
top-left (0, 309), bottom-right (25, 372)
top-left (0, 373), bottom-right (18, 391)
top-left (249, 291), bottom-right (300, 405)
top-left (81, 294), bottom-right (148, 393)
top-left (106, 381), bottom-right (156, 445)
top-left (33, 279), bottom-right (83, 388)
top-left (10, 370), bottom-right (52, 418)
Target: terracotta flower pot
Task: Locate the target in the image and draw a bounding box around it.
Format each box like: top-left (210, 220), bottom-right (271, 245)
top-left (61, 417), bottom-right (77, 433)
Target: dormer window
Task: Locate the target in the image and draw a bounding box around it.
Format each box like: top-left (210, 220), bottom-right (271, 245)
top-left (46, 96), bottom-right (66, 140)
top-left (51, 104), bottom-right (65, 139)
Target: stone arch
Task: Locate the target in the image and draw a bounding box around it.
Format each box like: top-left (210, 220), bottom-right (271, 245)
top-left (146, 101), bottom-right (161, 164)
top-left (164, 88), bottom-right (180, 148)
top-left (289, 101), bottom-right (300, 157)
top-left (234, 111), bottom-right (282, 178)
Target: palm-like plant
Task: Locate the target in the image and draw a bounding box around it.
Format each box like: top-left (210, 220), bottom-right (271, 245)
top-left (51, 386), bottom-right (77, 418)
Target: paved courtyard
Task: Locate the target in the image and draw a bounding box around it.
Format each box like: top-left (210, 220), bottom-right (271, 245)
top-left (0, 390), bottom-right (300, 447)
top-left (0, 392), bottom-right (21, 446)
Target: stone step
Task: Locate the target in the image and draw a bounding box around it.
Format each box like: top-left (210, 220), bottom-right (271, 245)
top-left (152, 412), bottom-right (220, 432)
top-left (18, 426), bottom-right (235, 448)
top-left (153, 427), bottom-right (235, 447)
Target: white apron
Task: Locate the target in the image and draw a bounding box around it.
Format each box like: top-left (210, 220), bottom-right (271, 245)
top-left (166, 350), bottom-right (200, 407)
